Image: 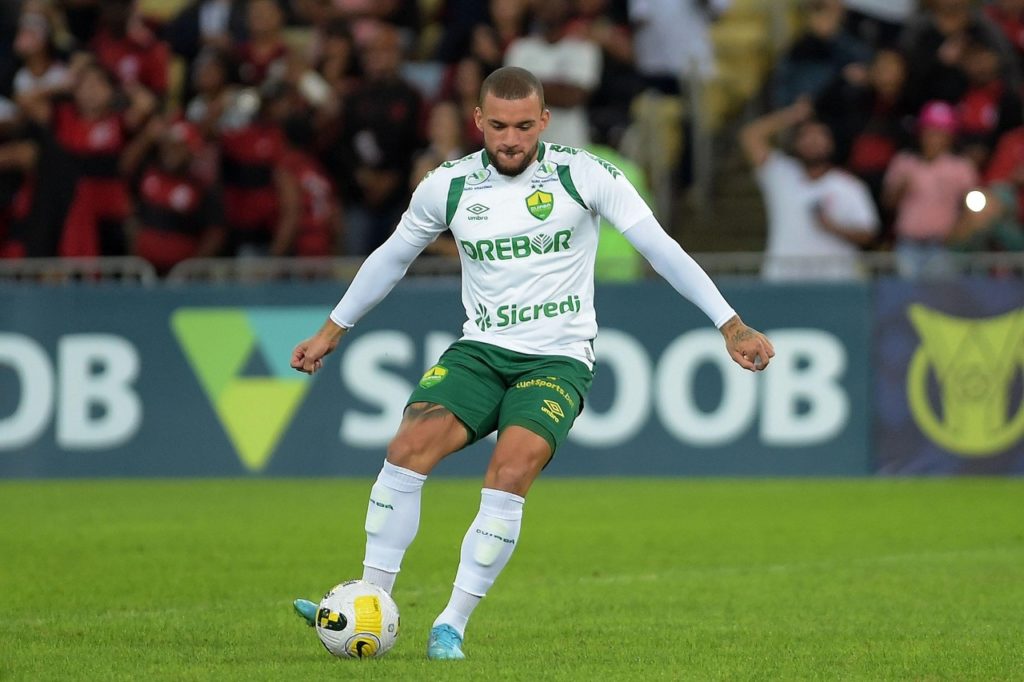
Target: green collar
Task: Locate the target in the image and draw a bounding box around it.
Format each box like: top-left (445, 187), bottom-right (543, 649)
top-left (481, 142), bottom-right (546, 169)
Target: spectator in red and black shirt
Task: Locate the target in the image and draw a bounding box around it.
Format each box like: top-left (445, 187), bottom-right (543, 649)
top-left (985, 0), bottom-right (1024, 64)
top-left (0, 139), bottom-right (35, 258)
top-left (956, 40), bottom-right (1023, 169)
top-left (164, 0), bottom-right (248, 65)
top-left (17, 60), bottom-right (155, 257)
top-left (816, 48), bottom-right (913, 220)
top-left (236, 0), bottom-right (288, 87)
top-left (218, 82), bottom-right (299, 256)
top-left (328, 22), bottom-right (423, 255)
top-left (90, 0), bottom-right (171, 97)
top-left (126, 118), bottom-right (225, 274)
top-left (281, 117), bottom-right (341, 257)
top-left (900, 0), bottom-right (1019, 114)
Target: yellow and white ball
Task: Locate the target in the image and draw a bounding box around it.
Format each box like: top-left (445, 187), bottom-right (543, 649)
top-left (315, 580), bottom-right (400, 658)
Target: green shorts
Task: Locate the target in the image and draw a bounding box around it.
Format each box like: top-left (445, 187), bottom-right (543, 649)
top-left (408, 340), bottom-right (594, 454)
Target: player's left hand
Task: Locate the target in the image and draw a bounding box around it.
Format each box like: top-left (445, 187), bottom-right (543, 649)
top-left (720, 316), bottom-right (775, 372)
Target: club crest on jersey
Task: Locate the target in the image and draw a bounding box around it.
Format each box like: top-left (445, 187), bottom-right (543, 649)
top-left (526, 190), bottom-right (554, 220)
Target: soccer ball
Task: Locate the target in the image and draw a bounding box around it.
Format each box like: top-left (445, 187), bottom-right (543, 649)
top-left (314, 580), bottom-right (400, 658)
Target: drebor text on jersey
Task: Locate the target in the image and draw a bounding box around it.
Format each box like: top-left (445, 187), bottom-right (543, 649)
top-left (460, 229), bottom-right (573, 261)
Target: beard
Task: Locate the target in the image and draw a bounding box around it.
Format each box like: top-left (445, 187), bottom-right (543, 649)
top-left (487, 140), bottom-right (539, 177)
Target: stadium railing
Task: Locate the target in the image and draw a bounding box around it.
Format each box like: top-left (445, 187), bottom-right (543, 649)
top-left (691, 252), bottom-right (1024, 278)
top-left (0, 257), bottom-right (158, 284)
top-left (161, 256), bottom-right (462, 283)
top-left (2, 253), bottom-right (1023, 284)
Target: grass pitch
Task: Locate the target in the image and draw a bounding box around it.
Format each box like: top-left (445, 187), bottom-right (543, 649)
top-left (1, 478), bottom-right (1022, 680)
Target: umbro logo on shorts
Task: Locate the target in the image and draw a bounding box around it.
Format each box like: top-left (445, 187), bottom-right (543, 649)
top-left (541, 399), bottom-right (565, 423)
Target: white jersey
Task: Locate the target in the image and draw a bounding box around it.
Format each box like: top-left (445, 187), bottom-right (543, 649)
top-left (757, 152), bottom-right (879, 281)
top-left (396, 142), bottom-right (653, 368)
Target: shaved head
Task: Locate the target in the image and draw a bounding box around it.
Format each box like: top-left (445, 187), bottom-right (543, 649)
top-left (479, 66), bottom-right (546, 110)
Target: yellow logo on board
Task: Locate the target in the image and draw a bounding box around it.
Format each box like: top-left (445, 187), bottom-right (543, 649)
top-left (906, 305), bottom-right (1024, 457)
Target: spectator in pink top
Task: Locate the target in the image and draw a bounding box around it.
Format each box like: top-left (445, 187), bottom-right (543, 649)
top-left (882, 101), bottom-right (978, 277)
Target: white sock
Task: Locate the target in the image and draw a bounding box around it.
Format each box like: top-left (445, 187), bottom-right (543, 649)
top-left (433, 488), bottom-right (525, 637)
top-left (361, 460), bottom-right (426, 593)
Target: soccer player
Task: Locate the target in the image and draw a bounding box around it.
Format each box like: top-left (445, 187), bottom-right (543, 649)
top-left (290, 66), bottom-right (774, 660)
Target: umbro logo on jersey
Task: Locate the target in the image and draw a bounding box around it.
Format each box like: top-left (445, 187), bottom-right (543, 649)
top-left (466, 203), bottom-right (489, 215)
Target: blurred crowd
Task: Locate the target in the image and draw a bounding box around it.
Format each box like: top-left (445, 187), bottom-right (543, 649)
top-left (1, 0), bottom-right (1023, 279)
top-left (0, 0), bottom-right (673, 274)
top-left (751, 0), bottom-right (1024, 279)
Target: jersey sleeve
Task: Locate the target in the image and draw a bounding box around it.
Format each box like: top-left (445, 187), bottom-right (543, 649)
top-left (393, 168), bottom-right (450, 248)
top-left (574, 152), bottom-right (654, 233)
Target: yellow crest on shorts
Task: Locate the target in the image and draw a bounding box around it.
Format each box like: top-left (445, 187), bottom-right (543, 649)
top-left (419, 365), bottom-right (448, 389)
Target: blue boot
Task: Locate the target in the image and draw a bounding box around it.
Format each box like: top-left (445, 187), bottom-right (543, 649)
top-left (426, 623), bottom-right (466, 660)
top-left (293, 598), bottom-right (317, 626)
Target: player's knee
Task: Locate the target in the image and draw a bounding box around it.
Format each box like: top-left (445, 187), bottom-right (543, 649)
top-left (386, 430), bottom-right (446, 470)
top-left (385, 433), bottom-right (422, 468)
top-left (488, 458), bottom-right (542, 496)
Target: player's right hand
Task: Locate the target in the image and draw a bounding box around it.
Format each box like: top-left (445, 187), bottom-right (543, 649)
top-left (290, 320), bottom-right (347, 374)
top-left (291, 337), bottom-right (328, 374)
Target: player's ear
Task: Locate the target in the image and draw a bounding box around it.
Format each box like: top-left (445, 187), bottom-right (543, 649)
top-left (539, 108), bottom-right (550, 131)
top-left (474, 106), bottom-right (484, 132)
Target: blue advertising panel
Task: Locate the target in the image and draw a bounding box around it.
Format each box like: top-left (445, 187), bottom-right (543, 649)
top-left (874, 277), bottom-right (1024, 474)
top-left (0, 281), bottom-right (871, 477)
